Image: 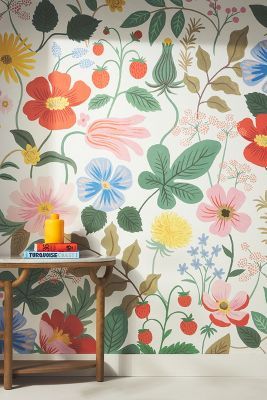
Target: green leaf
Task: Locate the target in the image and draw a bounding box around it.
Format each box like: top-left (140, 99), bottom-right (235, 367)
top-left (138, 342), bottom-right (156, 354)
top-left (227, 26), bottom-right (249, 64)
top-left (0, 161), bottom-right (19, 169)
top-left (149, 10), bottom-right (166, 45)
top-left (171, 11), bottom-right (185, 38)
top-left (32, 0), bottom-right (58, 33)
top-left (125, 87), bottom-right (161, 112)
top-left (81, 206), bottom-right (107, 234)
top-left (121, 11), bottom-right (151, 28)
top-left (211, 76), bottom-right (240, 95)
top-left (205, 334), bottom-right (230, 354)
top-left (245, 92), bottom-right (267, 116)
top-left (264, 287), bottom-right (267, 303)
top-left (236, 326), bottom-right (261, 348)
top-left (196, 45), bottom-right (211, 73)
top-left (67, 4), bottom-right (81, 14)
top-left (171, 140), bottom-right (221, 180)
top-left (170, 0), bottom-right (183, 5)
top-left (13, 268), bottom-right (64, 315)
top-left (88, 94), bottom-right (112, 110)
top-left (182, 279), bottom-right (196, 284)
top-left (159, 342), bottom-right (199, 354)
top-left (11, 228), bottom-right (30, 256)
top-left (145, 0), bottom-right (165, 6)
top-left (163, 329), bottom-right (172, 340)
top-left (85, 0), bottom-right (97, 11)
top-left (184, 73), bottom-right (200, 93)
top-left (138, 171), bottom-right (162, 189)
top-left (170, 182), bottom-right (203, 204)
top-left (105, 274), bottom-right (127, 297)
top-left (10, 129), bottom-right (35, 149)
top-left (117, 344), bottom-right (140, 354)
top-left (117, 206), bottom-right (142, 233)
top-left (157, 185), bottom-right (176, 209)
top-left (67, 14), bottom-right (101, 42)
top-left (66, 280), bottom-right (96, 323)
top-left (250, 5), bottom-right (267, 28)
top-left (222, 245), bottom-right (232, 258)
top-left (139, 274), bottom-right (161, 295)
top-left (0, 271), bottom-right (16, 283)
top-left (0, 173), bottom-right (16, 181)
top-left (228, 269), bottom-right (245, 278)
top-left (122, 240), bottom-right (141, 274)
top-left (36, 151), bottom-right (77, 173)
top-left (251, 311), bottom-right (267, 334)
top-left (104, 307), bottom-right (128, 353)
top-left (101, 222), bottom-right (121, 256)
top-left (207, 96), bottom-right (230, 113)
top-left (0, 210), bottom-right (24, 236)
top-left (146, 144), bottom-right (170, 181)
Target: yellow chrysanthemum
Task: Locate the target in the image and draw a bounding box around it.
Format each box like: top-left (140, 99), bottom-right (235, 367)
top-left (22, 144), bottom-right (40, 165)
top-left (0, 33), bottom-right (36, 83)
top-left (106, 0), bottom-right (125, 12)
top-left (151, 212), bottom-right (192, 249)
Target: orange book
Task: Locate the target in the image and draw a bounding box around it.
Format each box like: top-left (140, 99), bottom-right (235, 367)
top-left (34, 243), bottom-right (78, 252)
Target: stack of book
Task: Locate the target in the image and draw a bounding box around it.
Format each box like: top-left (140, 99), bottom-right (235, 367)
top-left (23, 242), bottom-right (79, 259)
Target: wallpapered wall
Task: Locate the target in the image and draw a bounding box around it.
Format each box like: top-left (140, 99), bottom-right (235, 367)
top-left (0, 0), bottom-right (267, 357)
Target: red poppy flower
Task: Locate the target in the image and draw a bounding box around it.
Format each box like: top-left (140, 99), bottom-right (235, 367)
top-left (23, 71), bottom-right (91, 130)
top-left (39, 309), bottom-right (96, 354)
top-left (237, 114), bottom-right (267, 167)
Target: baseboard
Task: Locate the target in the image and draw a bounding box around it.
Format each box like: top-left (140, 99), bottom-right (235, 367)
top-left (1, 354), bottom-right (267, 377)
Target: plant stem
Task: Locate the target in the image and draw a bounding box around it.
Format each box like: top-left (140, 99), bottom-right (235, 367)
top-left (225, 234), bottom-right (234, 282)
top-left (92, 3), bottom-right (107, 17)
top-left (53, 53), bottom-right (72, 71)
top-left (114, 266), bottom-right (144, 302)
top-left (66, 63), bottom-right (80, 73)
top-left (152, 248), bottom-right (159, 274)
top-left (143, 318), bottom-right (164, 333)
top-left (30, 130), bottom-right (53, 178)
top-left (250, 270), bottom-right (261, 300)
top-left (35, 33), bottom-right (68, 53)
top-left (0, 149), bottom-right (21, 166)
top-left (15, 70), bottom-right (23, 130)
top-left (201, 322), bottom-right (212, 353)
top-left (60, 275), bottom-right (72, 301)
top-left (0, 234), bottom-right (12, 247)
top-left (217, 132), bottom-right (229, 183)
top-left (196, 128), bottom-right (213, 187)
top-left (185, 271), bottom-right (201, 304)
top-left (138, 189), bottom-right (159, 213)
top-left (61, 131), bottom-right (84, 184)
top-left (106, 35), bottom-right (123, 117)
top-left (160, 91), bottom-right (179, 145)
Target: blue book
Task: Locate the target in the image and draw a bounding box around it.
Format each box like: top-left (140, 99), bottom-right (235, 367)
top-left (23, 251), bottom-right (80, 259)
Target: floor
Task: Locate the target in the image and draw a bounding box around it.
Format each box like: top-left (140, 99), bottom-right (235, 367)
top-left (1, 377), bottom-right (266, 400)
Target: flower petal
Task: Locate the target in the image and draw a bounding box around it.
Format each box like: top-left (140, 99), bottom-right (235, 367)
top-left (211, 280), bottom-right (231, 302)
top-left (110, 165), bottom-right (132, 190)
top-left (255, 114), bottom-right (267, 135)
top-left (244, 142), bottom-right (267, 167)
top-left (77, 177), bottom-right (102, 202)
top-left (202, 293), bottom-right (218, 311)
top-left (210, 311), bottom-right (231, 327)
top-left (13, 329), bottom-right (37, 354)
top-left (237, 118), bottom-right (257, 141)
top-left (48, 71), bottom-right (71, 96)
top-left (23, 100), bottom-right (46, 121)
top-left (26, 76), bottom-right (51, 100)
top-left (227, 310), bottom-right (249, 326)
top-left (209, 218), bottom-right (232, 237)
top-left (66, 80), bottom-right (91, 106)
top-left (229, 292), bottom-right (249, 311)
top-left (39, 108), bottom-right (76, 130)
top-left (85, 158), bottom-right (112, 182)
top-left (93, 187), bottom-right (125, 212)
top-left (197, 203), bottom-right (218, 221)
top-left (230, 212), bottom-right (251, 233)
top-left (240, 60), bottom-right (267, 86)
top-left (12, 309), bottom-right (26, 331)
top-left (63, 314), bottom-right (84, 337)
top-left (226, 187), bottom-right (246, 210)
top-left (206, 184), bottom-right (226, 208)
top-left (251, 40), bottom-right (267, 63)
top-left (71, 337), bottom-right (96, 354)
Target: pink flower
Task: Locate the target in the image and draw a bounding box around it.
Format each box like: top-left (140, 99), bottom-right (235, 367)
top-left (85, 115), bottom-right (150, 161)
top-left (202, 280), bottom-right (249, 327)
top-left (0, 95), bottom-right (13, 113)
top-left (7, 177), bottom-right (78, 233)
top-left (77, 112), bottom-right (90, 127)
top-left (197, 184), bottom-right (251, 237)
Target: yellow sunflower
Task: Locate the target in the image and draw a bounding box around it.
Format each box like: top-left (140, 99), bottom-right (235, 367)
top-left (0, 33), bottom-right (36, 83)
top-left (151, 212), bottom-right (192, 249)
top-left (106, 0), bottom-right (125, 12)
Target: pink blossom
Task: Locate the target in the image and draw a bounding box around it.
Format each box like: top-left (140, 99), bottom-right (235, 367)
top-left (0, 95), bottom-right (13, 113)
top-left (77, 112), bottom-right (90, 127)
top-left (202, 280), bottom-right (249, 327)
top-left (7, 177), bottom-right (78, 234)
top-left (85, 115), bottom-right (150, 161)
top-left (197, 184), bottom-right (251, 237)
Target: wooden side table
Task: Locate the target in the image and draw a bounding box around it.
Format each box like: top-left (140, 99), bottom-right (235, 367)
top-left (0, 256), bottom-right (115, 390)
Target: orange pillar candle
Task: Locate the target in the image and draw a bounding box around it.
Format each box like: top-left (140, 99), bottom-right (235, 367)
top-left (44, 213), bottom-right (64, 243)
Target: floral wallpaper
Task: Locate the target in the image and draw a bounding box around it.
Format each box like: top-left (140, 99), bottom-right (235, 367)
top-left (0, 0), bottom-right (267, 356)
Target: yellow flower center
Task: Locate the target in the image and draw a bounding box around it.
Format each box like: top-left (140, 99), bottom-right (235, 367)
top-left (37, 202), bottom-right (54, 215)
top-left (48, 328), bottom-right (71, 345)
top-left (102, 181), bottom-right (110, 189)
top-left (0, 54), bottom-right (12, 64)
top-left (22, 144), bottom-right (40, 165)
top-left (254, 134), bottom-right (267, 148)
top-left (45, 96), bottom-right (69, 111)
top-left (218, 300), bottom-right (230, 313)
top-left (2, 100), bottom-right (8, 108)
top-left (218, 206), bottom-right (233, 220)
top-left (164, 38), bottom-right (172, 45)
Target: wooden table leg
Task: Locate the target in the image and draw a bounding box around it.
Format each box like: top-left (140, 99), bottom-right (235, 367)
top-left (96, 284), bottom-right (105, 382)
top-left (4, 280), bottom-right (13, 390)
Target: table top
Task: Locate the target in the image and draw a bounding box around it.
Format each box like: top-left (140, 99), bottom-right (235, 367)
top-left (0, 255), bottom-right (116, 269)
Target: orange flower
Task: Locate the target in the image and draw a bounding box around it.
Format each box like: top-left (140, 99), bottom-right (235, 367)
top-left (23, 71), bottom-right (91, 130)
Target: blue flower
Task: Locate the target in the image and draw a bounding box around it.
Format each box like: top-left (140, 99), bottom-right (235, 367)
top-left (51, 42), bottom-right (61, 58)
top-left (211, 245), bottom-right (221, 257)
top-left (72, 48), bottom-right (89, 58)
top-left (198, 233), bottom-right (209, 246)
top-left (205, 257), bottom-right (215, 269)
top-left (213, 268), bottom-right (225, 279)
top-left (77, 158), bottom-right (132, 212)
top-left (187, 246), bottom-right (199, 256)
top-left (0, 308), bottom-right (36, 354)
top-left (79, 59), bottom-right (94, 69)
top-left (241, 40), bottom-right (267, 93)
top-left (200, 248), bottom-right (209, 258)
top-left (191, 258), bottom-right (201, 270)
top-left (177, 263), bottom-right (188, 275)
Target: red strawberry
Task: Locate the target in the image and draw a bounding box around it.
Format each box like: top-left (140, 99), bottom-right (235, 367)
top-left (103, 27), bottom-right (110, 35)
top-left (131, 30), bottom-right (143, 41)
top-left (180, 314), bottom-right (197, 335)
top-left (178, 291), bottom-right (192, 307)
top-left (93, 42), bottom-right (104, 56)
top-left (129, 58), bottom-right (147, 79)
top-left (138, 329), bottom-right (152, 345)
top-left (92, 66), bottom-right (110, 89)
top-left (135, 302), bottom-right (150, 319)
